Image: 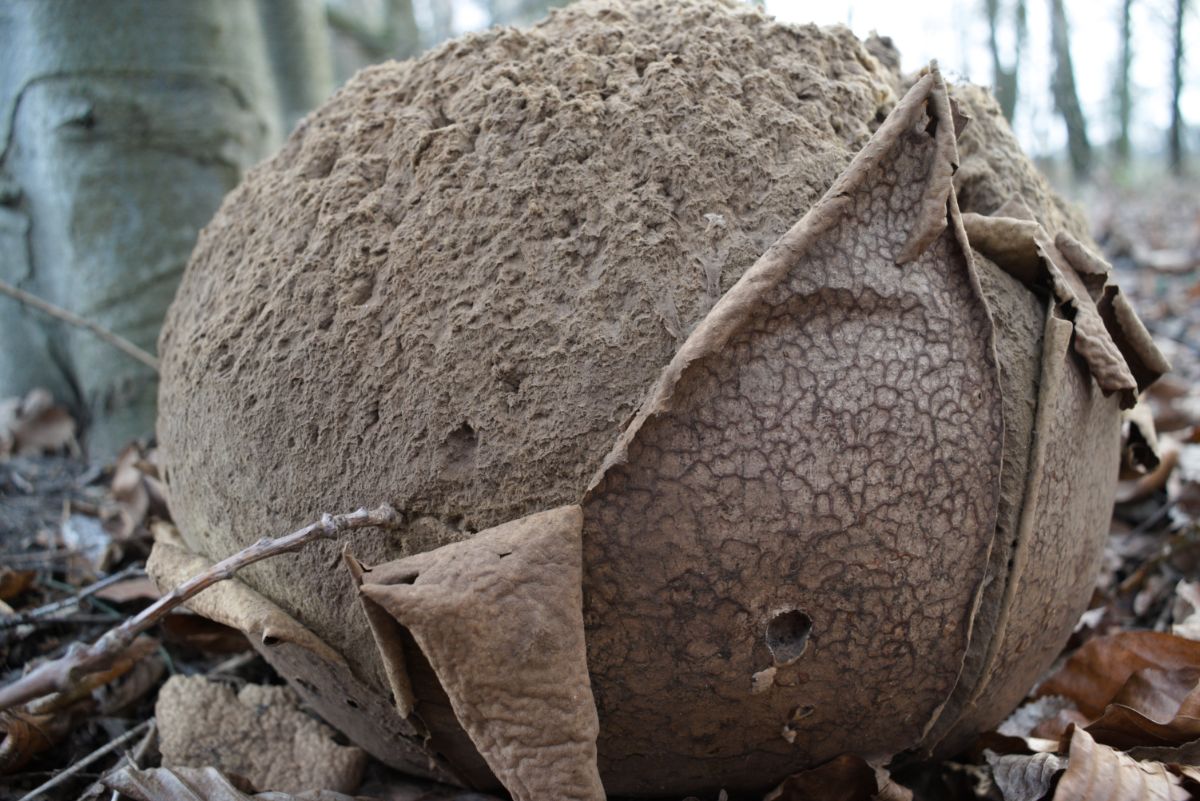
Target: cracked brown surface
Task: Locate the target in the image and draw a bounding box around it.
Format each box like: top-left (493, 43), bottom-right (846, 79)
top-left (579, 72), bottom-right (1005, 795)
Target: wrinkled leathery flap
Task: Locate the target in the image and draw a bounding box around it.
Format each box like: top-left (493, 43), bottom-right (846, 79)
top-left (345, 551), bottom-right (417, 718)
top-left (355, 506), bottom-right (605, 801)
top-left (962, 212), bottom-right (1169, 408)
top-left (146, 533), bottom-right (450, 783)
top-left (578, 67), bottom-right (1006, 789)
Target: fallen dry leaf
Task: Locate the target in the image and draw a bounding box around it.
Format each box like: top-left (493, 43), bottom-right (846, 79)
top-left (104, 443), bottom-right (167, 539)
top-left (95, 576), bottom-right (162, 604)
top-left (763, 754), bottom-right (912, 801)
top-left (1084, 666), bottom-right (1200, 749)
top-left (159, 612), bottom-right (251, 655)
top-left (0, 569), bottom-right (35, 601)
top-left (102, 765), bottom-right (357, 801)
top-left (987, 750), bottom-right (1066, 801)
top-left (1173, 582), bottom-right (1200, 641)
top-left (0, 388), bottom-right (77, 459)
top-left (1052, 726), bottom-right (1189, 800)
top-left (0, 709), bottom-right (64, 774)
top-left (1037, 632), bottom-right (1200, 718)
top-left (1123, 400), bottom-right (1163, 477)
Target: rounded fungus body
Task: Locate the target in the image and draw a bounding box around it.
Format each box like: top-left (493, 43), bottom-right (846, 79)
top-left (156, 1), bottom-right (1167, 797)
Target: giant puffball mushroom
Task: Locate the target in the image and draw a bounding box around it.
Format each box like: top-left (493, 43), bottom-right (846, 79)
top-left (152, 1), bottom-right (1168, 799)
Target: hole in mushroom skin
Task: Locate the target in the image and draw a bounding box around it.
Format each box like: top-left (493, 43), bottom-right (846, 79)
top-left (765, 609), bottom-right (813, 666)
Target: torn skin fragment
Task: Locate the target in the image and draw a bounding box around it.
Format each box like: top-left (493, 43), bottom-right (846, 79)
top-left (962, 210), bottom-right (1170, 408)
top-left (146, 533), bottom-right (450, 784)
top-left (356, 506), bottom-right (605, 801)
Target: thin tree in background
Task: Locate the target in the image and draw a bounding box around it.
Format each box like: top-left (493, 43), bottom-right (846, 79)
top-left (1048, 0), bottom-right (1093, 178)
top-left (326, 0), bottom-right (421, 61)
top-left (487, 0), bottom-right (562, 25)
top-left (1115, 0), bottom-right (1135, 164)
top-left (1168, 0), bottom-right (1188, 171)
top-left (984, 0), bottom-right (1027, 122)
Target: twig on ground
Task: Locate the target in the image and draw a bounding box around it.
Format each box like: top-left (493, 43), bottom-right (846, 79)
top-left (14, 718), bottom-right (152, 801)
top-left (0, 505), bottom-right (400, 712)
top-left (1, 565), bottom-right (144, 630)
top-left (0, 279), bottom-right (159, 372)
top-left (80, 718), bottom-right (158, 801)
top-left (0, 549), bottom-right (84, 566)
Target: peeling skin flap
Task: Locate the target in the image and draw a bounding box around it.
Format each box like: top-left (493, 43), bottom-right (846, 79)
top-left (357, 505), bottom-right (605, 801)
top-left (962, 212), bottom-right (1170, 408)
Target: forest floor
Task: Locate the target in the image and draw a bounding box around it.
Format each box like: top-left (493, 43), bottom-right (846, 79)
top-left (1, 179), bottom-right (1199, 801)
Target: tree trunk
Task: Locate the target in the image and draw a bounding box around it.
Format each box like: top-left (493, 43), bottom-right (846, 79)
top-left (1168, 0), bottom-right (1187, 171)
top-left (258, 0), bottom-right (335, 133)
top-left (985, 0), bottom-right (1026, 122)
top-left (385, 0), bottom-right (423, 60)
top-left (487, 0), bottom-right (564, 26)
top-left (326, 0), bottom-right (421, 64)
top-left (1048, 0), bottom-right (1093, 178)
top-left (429, 2), bottom-right (455, 47)
top-left (1115, 0), bottom-right (1135, 164)
top-left (0, 1), bottom-right (283, 457)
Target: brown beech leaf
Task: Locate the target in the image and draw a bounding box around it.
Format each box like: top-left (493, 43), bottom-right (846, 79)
top-left (0, 709), bottom-right (65, 774)
top-left (95, 576), bottom-right (162, 603)
top-left (105, 444), bottom-right (152, 539)
top-left (1052, 726), bottom-right (1189, 801)
top-left (1172, 582), bottom-right (1200, 642)
top-left (1112, 668), bottom-right (1200, 723)
top-left (0, 569), bottom-right (35, 602)
top-left (987, 751), bottom-right (1066, 801)
top-left (1123, 400), bottom-right (1163, 477)
top-left (159, 612), bottom-right (252, 655)
top-left (1037, 632), bottom-right (1200, 718)
top-left (1126, 737), bottom-right (1200, 764)
top-left (102, 765), bottom-right (357, 801)
top-left (763, 754), bottom-right (912, 801)
top-left (0, 389), bottom-right (77, 458)
top-left (1085, 670), bottom-right (1200, 749)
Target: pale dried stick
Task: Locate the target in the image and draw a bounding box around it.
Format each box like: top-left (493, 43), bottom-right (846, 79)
top-left (1, 565), bottom-right (145, 629)
top-left (0, 505), bottom-right (400, 712)
top-left (15, 718), bottom-right (152, 801)
top-left (0, 278), bottom-right (159, 371)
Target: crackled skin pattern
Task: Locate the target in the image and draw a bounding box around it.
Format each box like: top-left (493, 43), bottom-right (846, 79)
top-left (580, 120), bottom-right (1004, 796)
top-left (361, 507), bottom-right (604, 801)
top-left (942, 314), bottom-right (1122, 742)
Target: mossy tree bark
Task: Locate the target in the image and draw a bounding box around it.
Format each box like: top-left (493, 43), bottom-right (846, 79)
top-left (0, 1), bottom-right (327, 457)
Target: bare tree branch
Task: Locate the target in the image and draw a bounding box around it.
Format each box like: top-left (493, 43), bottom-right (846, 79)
top-left (0, 505), bottom-right (400, 712)
top-left (0, 278), bottom-right (159, 372)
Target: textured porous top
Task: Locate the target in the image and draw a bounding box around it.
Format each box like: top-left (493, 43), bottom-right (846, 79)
top-left (159, 0), bottom-right (898, 685)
